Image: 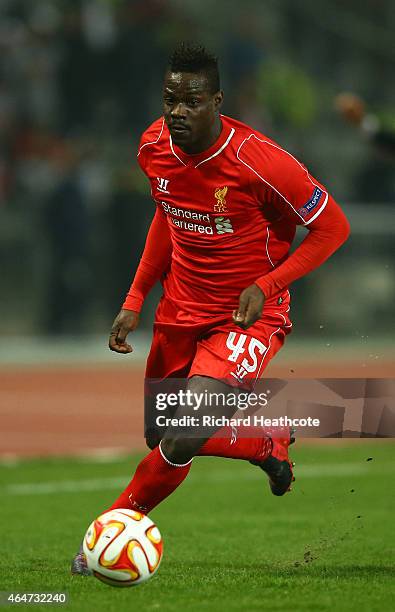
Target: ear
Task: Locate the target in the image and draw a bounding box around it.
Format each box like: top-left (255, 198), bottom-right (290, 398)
top-left (213, 90), bottom-right (224, 111)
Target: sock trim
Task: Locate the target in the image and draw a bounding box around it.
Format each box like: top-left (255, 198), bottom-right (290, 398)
top-left (159, 441), bottom-right (193, 467)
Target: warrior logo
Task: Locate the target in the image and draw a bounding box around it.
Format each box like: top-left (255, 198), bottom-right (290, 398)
top-left (157, 177), bottom-right (170, 194)
top-left (214, 186), bottom-right (228, 213)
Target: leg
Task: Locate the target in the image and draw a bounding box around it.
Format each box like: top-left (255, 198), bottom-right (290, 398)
top-left (189, 320), bottom-right (295, 495)
top-left (108, 375), bottom-right (246, 515)
top-left (111, 320), bottom-right (294, 513)
top-left (160, 375), bottom-right (270, 464)
top-left (105, 319), bottom-right (201, 514)
top-left (71, 313), bottom-right (200, 575)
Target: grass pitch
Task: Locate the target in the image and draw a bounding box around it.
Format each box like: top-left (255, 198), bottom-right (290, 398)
top-left (1, 441), bottom-right (394, 611)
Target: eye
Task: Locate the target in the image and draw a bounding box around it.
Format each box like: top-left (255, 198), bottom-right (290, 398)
top-left (188, 99), bottom-right (200, 107)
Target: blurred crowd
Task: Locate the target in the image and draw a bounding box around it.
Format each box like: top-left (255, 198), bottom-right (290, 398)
top-left (0, 0), bottom-right (394, 336)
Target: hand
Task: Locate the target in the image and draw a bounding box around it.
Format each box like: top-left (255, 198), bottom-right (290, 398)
top-left (109, 309), bottom-right (140, 354)
top-left (233, 284), bottom-right (265, 329)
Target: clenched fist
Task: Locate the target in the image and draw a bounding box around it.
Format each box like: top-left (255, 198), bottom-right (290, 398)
top-left (109, 309), bottom-right (140, 354)
top-left (233, 284), bottom-right (265, 329)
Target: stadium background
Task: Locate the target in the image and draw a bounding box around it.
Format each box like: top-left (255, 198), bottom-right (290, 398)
top-left (1, 3), bottom-right (394, 610)
top-left (0, 0), bottom-right (394, 456)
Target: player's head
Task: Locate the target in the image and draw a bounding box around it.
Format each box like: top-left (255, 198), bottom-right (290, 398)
top-left (163, 43), bottom-right (224, 153)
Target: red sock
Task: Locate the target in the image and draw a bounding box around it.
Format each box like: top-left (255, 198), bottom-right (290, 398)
top-left (198, 425), bottom-right (272, 461)
top-left (107, 444), bottom-right (192, 514)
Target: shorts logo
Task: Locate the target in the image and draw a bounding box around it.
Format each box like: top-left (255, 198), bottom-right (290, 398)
top-left (230, 425), bottom-right (237, 445)
top-left (298, 187), bottom-right (323, 218)
top-left (215, 216), bottom-right (234, 234)
top-left (226, 332), bottom-right (267, 382)
top-left (214, 186), bottom-right (228, 213)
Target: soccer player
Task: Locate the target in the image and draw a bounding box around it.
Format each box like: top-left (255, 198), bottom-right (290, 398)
top-left (72, 43), bottom-right (349, 574)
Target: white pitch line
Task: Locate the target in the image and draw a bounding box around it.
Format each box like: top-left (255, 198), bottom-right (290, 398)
top-left (0, 448), bottom-right (133, 467)
top-left (2, 463), bottom-right (388, 496)
top-left (4, 477), bottom-right (129, 496)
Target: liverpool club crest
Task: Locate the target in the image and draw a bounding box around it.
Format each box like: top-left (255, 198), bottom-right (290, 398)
top-left (214, 186), bottom-right (228, 213)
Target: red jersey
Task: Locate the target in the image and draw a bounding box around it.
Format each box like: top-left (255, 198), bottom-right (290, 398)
top-left (136, 114), bottom-right (329, 317)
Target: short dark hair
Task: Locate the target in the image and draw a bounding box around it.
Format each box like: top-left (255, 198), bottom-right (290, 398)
top-left (168, 43), bottom-right (220, 94)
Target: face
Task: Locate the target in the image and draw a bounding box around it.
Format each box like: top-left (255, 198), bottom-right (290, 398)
top-left (163, 71), bottom-right (223, 153)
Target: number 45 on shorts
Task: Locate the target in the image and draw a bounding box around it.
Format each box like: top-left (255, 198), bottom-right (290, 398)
top-left (226, 332), bottom-right (267, 382)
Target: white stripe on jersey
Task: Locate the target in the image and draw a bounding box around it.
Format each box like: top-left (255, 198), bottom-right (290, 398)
top-left (138, 118), bottom-right (165, 156)
top-left (266, 226), bottom-right (275, 268)
top-left (194, 128), bottom-right (235, 168)
top-left (237, 134), bottom-right (328, 224)
top-left (304, 192), bottom-right (328, 225)
top-left (169, 135), bottom-right (187, 166)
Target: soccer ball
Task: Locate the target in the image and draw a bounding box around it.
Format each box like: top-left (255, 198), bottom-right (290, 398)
top-left (83, 509), bottom-right (163, 587)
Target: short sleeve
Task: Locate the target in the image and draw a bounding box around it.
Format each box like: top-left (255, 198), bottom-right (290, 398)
top-left (237, 134), bottom-right (328, 225)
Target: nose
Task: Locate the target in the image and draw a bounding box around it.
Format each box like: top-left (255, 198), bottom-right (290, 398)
top-left (170, 103), bottom-right (187, 121)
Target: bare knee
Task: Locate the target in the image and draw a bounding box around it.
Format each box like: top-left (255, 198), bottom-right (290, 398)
top-left (145, 431), bottom-right (162, 450)
top-left (161, 437), bottom-right (204, 464)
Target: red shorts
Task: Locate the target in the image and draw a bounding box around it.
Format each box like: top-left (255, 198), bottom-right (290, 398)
top-left (145, 296), bottom-right (292, 389)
